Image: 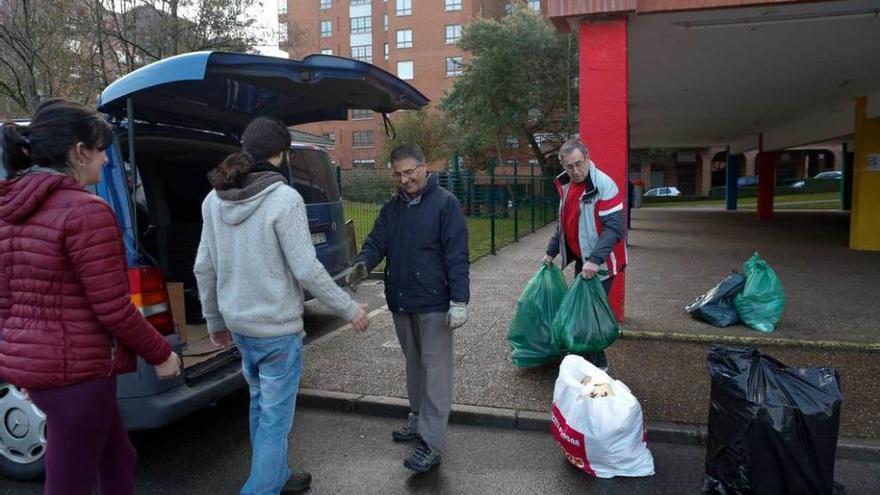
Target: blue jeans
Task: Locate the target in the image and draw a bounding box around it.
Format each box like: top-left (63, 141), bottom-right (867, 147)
top-left (233, 332), bottom-right (304, 495)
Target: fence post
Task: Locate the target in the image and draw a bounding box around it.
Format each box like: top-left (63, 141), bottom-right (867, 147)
top-left (450, 152), bottom-right (459, 199)
top-left (489, 158), bottom-right (496, 255)
top-left (513, 160), bottom-right (519, 242)
top-left (542, 174), bottom-right (548, 226)
top-left (530, 161), bottom-right (535, 233)
top-left (335, 166), bottom-right (342, 196)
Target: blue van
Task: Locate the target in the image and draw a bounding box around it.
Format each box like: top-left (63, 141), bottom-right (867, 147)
top-left (0, 51), bottom-right (427, 480)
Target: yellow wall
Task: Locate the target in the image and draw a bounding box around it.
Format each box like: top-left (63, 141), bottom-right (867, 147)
top-left (851, 97), bottom-right (880, 250)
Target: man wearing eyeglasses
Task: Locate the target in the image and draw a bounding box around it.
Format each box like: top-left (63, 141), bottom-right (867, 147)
top-left (541, 137), bottom-right (627, 371)
top-left (350, 143), bottom-right (470, 474)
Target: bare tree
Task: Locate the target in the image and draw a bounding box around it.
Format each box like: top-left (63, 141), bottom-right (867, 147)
top-left (0, 0), bottom-right (95, 112)
top-left (0, 0), bottom-right (263, 116)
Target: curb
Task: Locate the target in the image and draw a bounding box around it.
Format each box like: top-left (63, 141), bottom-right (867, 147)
top-left (620, 330), bottom-right (880, 353)
top-left (297, 388), bottom-right (880, 463)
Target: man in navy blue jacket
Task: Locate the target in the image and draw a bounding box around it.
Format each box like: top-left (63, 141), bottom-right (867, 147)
top-left (352, 143), bottom-right (470, 474)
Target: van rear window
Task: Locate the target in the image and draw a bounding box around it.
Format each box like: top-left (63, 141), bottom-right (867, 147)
top-left (286, 148), bottom-right (340, 204)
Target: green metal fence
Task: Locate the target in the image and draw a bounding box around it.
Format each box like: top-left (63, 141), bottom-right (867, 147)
top-left (339, 164), bottom-right (560, 264)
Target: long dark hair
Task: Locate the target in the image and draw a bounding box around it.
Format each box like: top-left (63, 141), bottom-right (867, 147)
top-left (2, 98), bottom-right (112, 177)
top-left (208, 116), bottom-right (291, 190)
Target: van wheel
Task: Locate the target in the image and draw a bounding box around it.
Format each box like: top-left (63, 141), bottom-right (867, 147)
top-left (0, 384), bottom-right (46, 480)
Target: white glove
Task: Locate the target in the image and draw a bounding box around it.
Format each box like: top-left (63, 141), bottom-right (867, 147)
top-left (448, 302), bottom-right (468, 330)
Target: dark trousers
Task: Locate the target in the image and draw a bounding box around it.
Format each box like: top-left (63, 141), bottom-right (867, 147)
top-left (573, 259), bottom-right (615, 369)
top-left (29, 376), bottom-right (136, 495)
top-left (392, 311), bottom-right (453, 454)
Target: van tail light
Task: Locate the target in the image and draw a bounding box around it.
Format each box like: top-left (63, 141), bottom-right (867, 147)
top-left (128, 267), bottom-right (176, 336)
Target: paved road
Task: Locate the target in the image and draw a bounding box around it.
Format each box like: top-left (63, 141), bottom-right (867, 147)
top-left (1, 390), bottom-right (877, 495)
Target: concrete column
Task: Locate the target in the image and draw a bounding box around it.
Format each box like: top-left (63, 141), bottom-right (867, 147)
top-left (641, 160), bottom-right (651, 186)
top-left (831, 145), bottom-right (843, 171)
top-left (744, 150), bottom-right (758, 176)
top-left (851, 97), bottom-right (880, 250)
top-left (579, 16), bottom-right (628, 321)
top-left (699, 148), bottom-right (714, 196)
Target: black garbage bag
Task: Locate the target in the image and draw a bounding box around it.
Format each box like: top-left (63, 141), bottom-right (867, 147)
top-left (685, 271), bottom-right (746, 327)
top-left (703, 345), bottom-right (843, 495)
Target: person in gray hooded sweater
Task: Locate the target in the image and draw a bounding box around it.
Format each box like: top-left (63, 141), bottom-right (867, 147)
top-left (194, 117), bottom-right (369, 495)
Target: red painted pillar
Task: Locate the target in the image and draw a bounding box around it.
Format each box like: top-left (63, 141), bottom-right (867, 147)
top-left (579, 17), bottom-right (628, 322)
top-left (756, 134), bottom-right (775, 221)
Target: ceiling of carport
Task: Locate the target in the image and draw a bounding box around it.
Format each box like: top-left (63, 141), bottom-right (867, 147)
top-left (626, 0), bottom-right (880, 152)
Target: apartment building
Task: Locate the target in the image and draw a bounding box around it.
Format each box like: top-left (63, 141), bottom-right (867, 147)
top-left (282, 0), bottom-right (544, 170)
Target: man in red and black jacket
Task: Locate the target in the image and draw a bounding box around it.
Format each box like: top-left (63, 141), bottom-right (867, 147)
top-left (543, 137), bottom-right (627, 370)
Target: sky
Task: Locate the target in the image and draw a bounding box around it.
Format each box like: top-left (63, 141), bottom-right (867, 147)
top-left (250, 0), bottom-right (289, 58)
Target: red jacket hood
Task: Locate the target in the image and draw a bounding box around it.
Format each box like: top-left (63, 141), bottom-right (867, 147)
top-left (0, 173), bottom-right (82, 224)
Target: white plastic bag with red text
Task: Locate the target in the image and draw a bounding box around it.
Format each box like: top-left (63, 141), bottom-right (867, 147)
top-left (551, 355), bottom-right (655, 478)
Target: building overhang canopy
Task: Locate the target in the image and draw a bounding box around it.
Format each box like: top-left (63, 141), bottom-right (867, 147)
top-left (549, 0), bottom-right (880, 152)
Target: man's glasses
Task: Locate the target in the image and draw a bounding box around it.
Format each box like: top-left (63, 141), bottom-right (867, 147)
top-left (392, 163), bottom-right (424, 179)
top-left (563, 160), bottom-right (587, 172)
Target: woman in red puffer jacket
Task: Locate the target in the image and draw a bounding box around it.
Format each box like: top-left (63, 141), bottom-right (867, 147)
top-left (0, 99), bottom-right (181, 495)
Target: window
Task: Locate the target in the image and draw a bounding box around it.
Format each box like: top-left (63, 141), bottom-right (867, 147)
top-left (397, 60), bottom-right (414, 80)
top-left (351, 16), bottom-right (371, 34)
top-left (504, 2), bottom-right (515, 14)
top-left (320, 0), bottom-right (331, 9)
top-left (384, 43), bottom-right (389, 60)
top-left (353, 159), bottom-right (376, 169)
top-left (284, 148), bottom-right (341, 203)
top-left (351, 0), bottom-right (370, 4)
top-left (396, 0), bottom-right (411, 16)
top-left (278, 0), bottom-right (287, 15)
top-left (445, 24), bottom-right (461, 44)
top-left (506, 136), bottom-right (519, 149)
top-left (352, 131), bottom-right (375, 147)
top-left (351, 45), bottom-right (372, 62)
top-left (320, 20), bottom-right (332, 38)
top-left (396, 29), bottom-right (412, 48)
top-left (278, 22), bottom-right (288, 45)
top-left (324, 132), bottom-right (336, 148)
top-left (445, 56), bottom-right (463, 76)
top-left (528, 0), bottom-right (540, 11)
top-left (445, 0), bottom-right (462, 11)
top-left (384, 14), bottom-right (388, 31)
top-left (321, 48), bottom-right (333, 55)
top-left (351, 109), bottom-right (373, 119)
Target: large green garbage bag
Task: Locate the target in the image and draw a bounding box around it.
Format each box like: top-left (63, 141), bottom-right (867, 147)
top-left (733, 252), bottom-right (786, 333)
top-left (550, 275), bottom-right (619, 354)
top-left (507, 264), bottom-right (568, 367)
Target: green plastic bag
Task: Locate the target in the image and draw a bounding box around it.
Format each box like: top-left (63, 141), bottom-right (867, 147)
top-left (733, 252), bottom-right (786, 333)
top-left (507, 264), bottom-right (568, 367)
top-left (550, 275), bottom-right (620, 354)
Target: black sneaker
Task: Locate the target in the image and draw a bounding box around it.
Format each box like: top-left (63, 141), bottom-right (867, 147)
top-left (392, 423), bottom-right (421, 442)
top-left (281, 472), bottom-right (312, 493)
top-left (404, 442), bottom-right (442, 473)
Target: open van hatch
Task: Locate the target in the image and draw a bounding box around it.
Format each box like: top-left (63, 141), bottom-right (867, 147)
top-left (97, 51), bottom-right (429, 135)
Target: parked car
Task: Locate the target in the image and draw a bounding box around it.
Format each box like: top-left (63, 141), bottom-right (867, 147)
top-left (791, 170), bottom-right (842, 188)
top-left (737, 175), bottom-right (759, 187)
top-left (643, 186), bottom-right (681, 197)
top-left (0, 51), bottom-right (427, 480)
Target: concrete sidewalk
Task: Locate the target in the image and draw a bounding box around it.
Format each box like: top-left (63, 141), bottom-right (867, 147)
top-left (301, 208), bottom-right (880, 441)
top-left (625, 208), bottom-right (880, 347)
